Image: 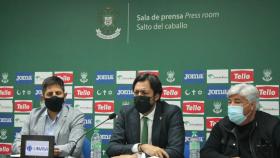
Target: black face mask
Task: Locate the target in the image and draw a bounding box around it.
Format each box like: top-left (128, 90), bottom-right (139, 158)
top-left (134, 96), bottom-right (154, 114)
top-left (45, 96), bottom-right (64, 112)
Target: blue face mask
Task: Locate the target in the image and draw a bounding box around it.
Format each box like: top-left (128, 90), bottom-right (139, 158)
top-left (228, 104), bottom-right (246, 125)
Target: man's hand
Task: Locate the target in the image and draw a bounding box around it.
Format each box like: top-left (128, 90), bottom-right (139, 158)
top-left (112, 154), bottom-right (137, 158)
top-left (140, 144), bottom-right (169, 158)
top-left (54, 148), bottom-right (61, 156)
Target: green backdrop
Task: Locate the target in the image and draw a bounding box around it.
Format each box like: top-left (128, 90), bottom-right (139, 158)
top-left (0, 0), bottom-right (279, 157)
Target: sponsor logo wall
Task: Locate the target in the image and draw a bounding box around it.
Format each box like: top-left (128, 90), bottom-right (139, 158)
top-left (0, 69), bottom-right (279, 156)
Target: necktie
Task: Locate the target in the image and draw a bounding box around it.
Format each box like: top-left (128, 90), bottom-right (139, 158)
top-left (141, 116), bottom-right (148, 144)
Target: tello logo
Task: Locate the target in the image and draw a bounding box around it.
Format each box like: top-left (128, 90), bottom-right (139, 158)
top-left (230, 69), bottom-right (254, 83)
top-left (161, 86), bottom-right (181, 99)
top-left (0, 86), bottom-right (14, 99)
top-left (137, 70), bottom-right (159, 76)
top-left (74, 86), bottom-right (94, 99)
top-left (257, 85), bottom-right (279, 99)
top-left (206, 117), bottom-right (222, 131)
top-left (95, 101), bottom-right (114, 114)
top-left (182, 101), bottom-right (204, 115)
top-left (14, 100), bottom-right (33, 113)
top-left (55, 71), bottom-right (74, 84)
top-left (0, 143), bottom-right (12, 155)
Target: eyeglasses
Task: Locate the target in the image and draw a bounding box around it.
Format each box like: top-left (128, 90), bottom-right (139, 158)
top-left (45, 91), bottom-right (64, 97)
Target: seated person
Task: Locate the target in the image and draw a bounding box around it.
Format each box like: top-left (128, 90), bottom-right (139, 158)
top-left (200, 83), bottom-right (280, 158)
top-left (106, 73), bottom-right (185, 158)
top-left (12, 76), bottom-right (85, 157)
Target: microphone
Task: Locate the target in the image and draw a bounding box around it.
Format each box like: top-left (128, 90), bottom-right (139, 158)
top-left (69, 113), bottom-right (117, 156)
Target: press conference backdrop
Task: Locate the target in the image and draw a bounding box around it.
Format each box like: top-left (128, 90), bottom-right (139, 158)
top-left (0, 0), bottom-right (279, 157)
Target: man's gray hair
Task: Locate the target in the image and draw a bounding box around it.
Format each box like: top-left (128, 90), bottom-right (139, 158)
top-left (227, 83), bottom-right (260, 109)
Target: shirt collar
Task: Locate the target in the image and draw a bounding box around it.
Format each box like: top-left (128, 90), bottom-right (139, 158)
top-left (44, 109), bottom-right (62, 120)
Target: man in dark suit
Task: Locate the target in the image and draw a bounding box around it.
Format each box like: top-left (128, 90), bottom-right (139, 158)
top-left (106, 73), bottom-right (185, 158)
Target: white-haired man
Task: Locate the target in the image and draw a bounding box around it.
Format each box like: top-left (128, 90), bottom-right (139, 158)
top-left (201, 83), bottom-right (280, 158)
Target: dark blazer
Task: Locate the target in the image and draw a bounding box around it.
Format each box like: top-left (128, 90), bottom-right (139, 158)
top-left (106, 101), bottom-right (185, 158)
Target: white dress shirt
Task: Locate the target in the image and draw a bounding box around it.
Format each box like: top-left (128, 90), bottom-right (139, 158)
top-left (44, 110), bottom-right (61, 136)
top-left (132, 105), bottom-right (156, 153)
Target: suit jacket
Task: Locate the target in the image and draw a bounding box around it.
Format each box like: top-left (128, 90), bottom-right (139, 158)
top-left (12, 105), bottom-right (85, 157)
top-left (106, 101), bottom-right (185, 158)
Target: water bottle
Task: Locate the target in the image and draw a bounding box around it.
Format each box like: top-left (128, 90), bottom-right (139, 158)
top-left (91, 130), bottom-right (102, 158)
top-left (189, 131), bottom-right (200, 158)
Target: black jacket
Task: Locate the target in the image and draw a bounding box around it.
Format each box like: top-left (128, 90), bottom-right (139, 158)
top-left (106, 101), bottom-right (185, 158)
top-left (201, 111), bottom-right (280, 158)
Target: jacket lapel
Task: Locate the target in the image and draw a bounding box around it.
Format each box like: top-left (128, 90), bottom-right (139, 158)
top-left (36, 112), bottom-right (47, 135)
top-left (152, 103), bottom-right (163, 145)
top-left (130, 108), bottom-right (140, 143)
top-left (53, 106), bottom-right (68, 143)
